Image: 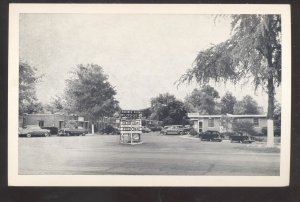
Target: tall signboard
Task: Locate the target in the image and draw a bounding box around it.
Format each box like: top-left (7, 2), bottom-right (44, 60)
top-left (120, 110), bottom-right (142, 144)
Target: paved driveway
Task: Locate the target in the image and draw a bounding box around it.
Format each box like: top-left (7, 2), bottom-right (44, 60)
top-left (18, 132), bottom-right (280, 175)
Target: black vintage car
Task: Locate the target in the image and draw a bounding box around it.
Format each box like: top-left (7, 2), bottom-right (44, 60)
top-left (230, 132), bottom-right (255, 143)
top-left (58, 127), bottom-right (88, 136)
top-left (200, 130), bottom-right (223, 142)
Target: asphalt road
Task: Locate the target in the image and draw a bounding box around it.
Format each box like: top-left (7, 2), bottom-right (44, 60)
top-left (18, 132), bottom-right (280, 175)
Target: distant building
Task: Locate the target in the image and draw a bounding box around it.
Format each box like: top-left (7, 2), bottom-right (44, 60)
top-left (187, 113), bottom-right (267, 133)
top-left (20, 113), bottom-right (89, 134)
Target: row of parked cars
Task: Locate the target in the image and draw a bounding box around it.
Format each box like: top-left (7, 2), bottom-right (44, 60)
top-left (19, 125), bottom-right (89, 137)
top-left (199, 130), bottom-right (255, 144)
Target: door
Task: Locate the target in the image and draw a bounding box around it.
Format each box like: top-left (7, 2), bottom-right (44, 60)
top-left (198, 121), bottom-right (203, 133)
top-left (59, 121), bottom-right (64, 129)
top-left (38, 120), bottom-right (44, 127)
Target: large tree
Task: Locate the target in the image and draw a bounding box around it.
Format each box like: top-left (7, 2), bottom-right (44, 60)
top-left (44, 95), bottom-right (65, 114)
top-left (220, 92), bottom-right (237, 114)
top-left (178, 15), bottom-right (281, 147)
top-left (150, 93), bottom-right (187, 125)
top-left (233, 95), bottom-right (259, 115)
top-left (184, 85), bottom-right (220, 114)
top-left (65, 64), bottom-right (120, 126)
top-left (19, 61), bottom-right (43, 114)
top-left (149, 93), bottom-right (176, 120)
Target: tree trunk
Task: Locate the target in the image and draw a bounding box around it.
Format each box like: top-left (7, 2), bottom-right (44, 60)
top-left (267, 56), bottom-right (275, 147)
top-left (92, 124), bottom-right (94, 134)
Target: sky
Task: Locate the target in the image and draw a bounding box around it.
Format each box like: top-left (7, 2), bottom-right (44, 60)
top-left (20, 14), bottom-right (281, 112)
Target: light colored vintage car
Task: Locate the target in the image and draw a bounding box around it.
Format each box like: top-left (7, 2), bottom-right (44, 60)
top-left (164, 125), bottom-right (185, 135)
top-left (141, 126), bottom-right (151, 133)
top-left (19, 125), bottom-right (50, 137)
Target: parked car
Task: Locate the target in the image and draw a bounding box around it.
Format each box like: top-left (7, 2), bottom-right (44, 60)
top-left (230, 132), bottom-right (255, 143)
top-left (160, 125), bottom-right (171, 134)
top-left (183, 125), bottom-right (193, 133)
top-left (149, 126), bottom-right (163, 132)
top-left (100, 125), bottom-right (120, 135)
top-left (142, 126), bottom-right (151, 133)
top-left (200, 130), bottom-right (223, 142)
top-left (164, 125), bottom-right (185, 135)
top-left (41, 127), bottom-right (58, 134)
top-left (58, 126), bottom-right (88, 136)
top-left (19, 125), bottom-right (50, 137)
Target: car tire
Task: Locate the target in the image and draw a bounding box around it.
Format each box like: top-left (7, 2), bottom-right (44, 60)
top-left (66, 133), bottom-right (70, 136)
top-left (179, 131), bottom-right (183, 135)
top-left (27, 133), bottom-right (31, 138)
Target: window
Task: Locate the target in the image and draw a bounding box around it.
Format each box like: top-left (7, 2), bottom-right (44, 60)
top-left (208, 118), bottom-right (214, 127)
top-left (253, 118), bottom-right (259, 127)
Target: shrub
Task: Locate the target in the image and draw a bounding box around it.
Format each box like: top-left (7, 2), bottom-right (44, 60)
top-left (232, 120), bottom-right (258, 136)
top-left (261, 126), bottom-right (281, 137)
top-left (189, 128), bottom-right (199, 136)
top-left (261, 127), bottom-right (267, 136)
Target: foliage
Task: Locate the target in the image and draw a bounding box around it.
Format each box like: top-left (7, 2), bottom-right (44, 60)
top-left (19, 61), bottom-right (43, 114)
top-left (220, 115), bottom-right (234, 132)
top-left (273, 101), bottom-right (281, 135)
top-left (141, 108), bottom-right (152, 119)
top-left (178, 15), bottom-right (281, 120)
top-left (233, 95), bottom-right (259, 115)
top-left (261, 126), bottom-right (281, 137)
top-left (184, 85), bottom-right (220, 114)
top-left (44, 96), bottom-right (65, 114)
top-left (65, 64), bottom-right (120, 122)
top-left (261, 102), bottom-right (281, 136)
top-left (149, 93), bottom-right (188, 125)
top-left (232, 120), bottom-right (257, 136)
top-left (189, 128), bottom-right (199, 136)
top-left (221, 92), bottom-right (237, 114)
top-left (149, 93), bottom-right (175, 121)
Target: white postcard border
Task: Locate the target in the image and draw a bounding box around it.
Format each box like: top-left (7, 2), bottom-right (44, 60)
top-left (8, 4), bottom-right (291, 187)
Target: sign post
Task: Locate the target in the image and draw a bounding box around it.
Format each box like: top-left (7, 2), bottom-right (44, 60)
top-left (119, 110), bottom-right (143, 145)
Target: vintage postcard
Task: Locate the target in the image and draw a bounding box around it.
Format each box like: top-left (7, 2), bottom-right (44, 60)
top-left (8, 4), bottom-right (291, 186)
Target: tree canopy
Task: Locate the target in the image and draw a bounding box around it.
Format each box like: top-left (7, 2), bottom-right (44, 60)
top-left (233, 95), bottom-right (259, 115)
top-left (44, 96), bottom-right (65, 114)
top-left (65, 64), bottom-right (120, 122)
top-left (184, 85), bottom-right (220, 114)
top-left (149, 93), bottom-right (187, 125)
top-left (178, 14), bottom-right (281, 120)
top-left (220, 92), bottom-right (237, 114)
top-left (19, 61), bottom-right (43, 114)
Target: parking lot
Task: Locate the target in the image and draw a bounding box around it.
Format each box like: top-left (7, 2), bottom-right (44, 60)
top-left (19, 132), bottom-right (280, 175)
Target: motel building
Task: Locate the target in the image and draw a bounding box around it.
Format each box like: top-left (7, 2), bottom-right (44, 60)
top-left (187, 113), bottom-right (267, 133)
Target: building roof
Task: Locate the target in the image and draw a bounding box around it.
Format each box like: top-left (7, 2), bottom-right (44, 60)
top-left (187, 113), bottom-right (267, 118)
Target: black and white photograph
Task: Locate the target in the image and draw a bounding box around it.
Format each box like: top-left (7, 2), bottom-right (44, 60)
top-left (8, 4), bottom-right (291, 186)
